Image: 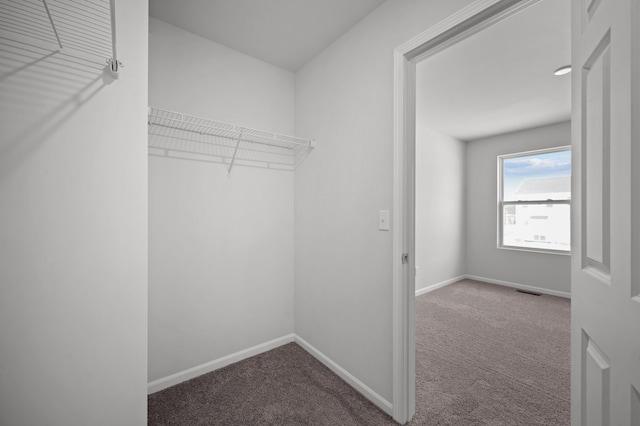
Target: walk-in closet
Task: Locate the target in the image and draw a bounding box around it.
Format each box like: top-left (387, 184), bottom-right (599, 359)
top-left (147, 18), bottom-right (315, 391)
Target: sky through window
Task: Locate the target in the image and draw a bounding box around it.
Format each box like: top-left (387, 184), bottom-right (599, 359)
top-left (503, 150), bottom-right (571, 201)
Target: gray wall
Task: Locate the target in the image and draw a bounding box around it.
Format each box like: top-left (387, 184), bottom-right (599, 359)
top-left (294, 0), bottom-right (475, 403)
top-left (415, 125), bottom-right (467, 291)
top-left (148, 19), bottom-right (295, 383)
top-left (0, 1), bottom-right (149, 424)
top-left (466, 121), bottom-right (571, 294)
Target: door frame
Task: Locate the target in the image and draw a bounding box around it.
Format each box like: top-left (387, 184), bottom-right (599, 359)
top-left (391, 0), bottom-right (544, 422)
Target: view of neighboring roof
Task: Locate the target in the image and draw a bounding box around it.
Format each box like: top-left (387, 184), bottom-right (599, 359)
top-left (516, 176), bottom-right (571, 195)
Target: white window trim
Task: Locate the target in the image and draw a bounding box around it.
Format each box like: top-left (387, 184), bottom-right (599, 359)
top-left (497, 145), bottom-right (572, 255)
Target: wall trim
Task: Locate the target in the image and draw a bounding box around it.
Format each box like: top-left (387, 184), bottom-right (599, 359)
top-left (294, 335), bottom-right (394, 416)
top-left (465, 274), bottom-right (571, 298)
top-left (415, 275), bottom-right (466, 296)
top-left (147, 334), bottom-right (295, 394)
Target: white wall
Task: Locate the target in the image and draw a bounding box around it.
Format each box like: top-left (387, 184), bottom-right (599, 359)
top-left (0, 2), bottom-right (148, 425)
top-left (148, 19), bottom-right (295, 383)
top-left (294, 0), bottom-right (474, 404)
top-left (415, 125), bottom-right (466, 292)
top-left (466, 121), bottom-right (571, 294)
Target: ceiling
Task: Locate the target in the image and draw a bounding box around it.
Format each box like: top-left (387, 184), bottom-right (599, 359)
top-left (149, 0), bottom-right (571, 141)
top-left (148, 0), bottom-right (386, 72)
top-left (416, 0), bottom-right (571, 141)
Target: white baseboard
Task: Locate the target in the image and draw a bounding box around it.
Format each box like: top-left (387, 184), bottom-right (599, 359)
top-left (293, 335), bottom-right (393, 416)
top-left (148, 333), bottom-right (394, 418)
top-left (415, 275), bottom-right (466, 297)
top-left (464, 274), bottom-right (571, 298)
top-left (147, 334), bottom-right (295, 394)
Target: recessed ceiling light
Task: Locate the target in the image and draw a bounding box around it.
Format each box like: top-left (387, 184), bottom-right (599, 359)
top-left (554, 65), bottom-right (572, 76)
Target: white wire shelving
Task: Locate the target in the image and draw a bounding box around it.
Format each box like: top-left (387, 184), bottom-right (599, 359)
top-left (148, 107), bottom-right (316, 172)
top-left (0, 0), bottom-right (122, 76)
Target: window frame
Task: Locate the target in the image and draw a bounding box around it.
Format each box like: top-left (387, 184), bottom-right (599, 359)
top-left (497, 146), bottom-right (572, 255)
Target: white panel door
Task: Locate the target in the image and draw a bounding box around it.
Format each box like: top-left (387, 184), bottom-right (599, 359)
top-left (571, 0), bottom-right (640, 425)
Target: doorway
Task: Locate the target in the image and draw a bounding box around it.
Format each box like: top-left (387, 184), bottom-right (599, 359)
top-left (391, 0), bottom-right (567, 422)
top-left (412, 0), bottom-right (572, 421)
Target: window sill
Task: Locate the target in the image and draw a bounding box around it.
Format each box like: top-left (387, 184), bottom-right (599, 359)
top-left (497, 245), bottom-right (572, 256)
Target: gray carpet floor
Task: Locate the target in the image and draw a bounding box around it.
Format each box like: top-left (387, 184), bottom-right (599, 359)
top-left (148, 279), bottom-right (570, 425)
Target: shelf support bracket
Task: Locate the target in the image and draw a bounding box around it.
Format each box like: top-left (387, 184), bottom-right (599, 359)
top-left (107, 0), bottom-right (123, 77)
top-left (228, 129), bottom-right (244, 175)
top-left (42, 0), bottom-right (63, 49)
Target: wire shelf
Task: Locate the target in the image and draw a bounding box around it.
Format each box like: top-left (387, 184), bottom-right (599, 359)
top-left (0, 0), bottom-right (122, 75)
top-left (148, 107), bottom-right (316, 172)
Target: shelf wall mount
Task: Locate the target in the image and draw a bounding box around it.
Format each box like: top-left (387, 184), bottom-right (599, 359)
top-left (106, 0), bottom-right (122, 77)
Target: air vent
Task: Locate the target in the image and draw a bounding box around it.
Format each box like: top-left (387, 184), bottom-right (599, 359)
top-left (516, 289), bottom-right (542, 296)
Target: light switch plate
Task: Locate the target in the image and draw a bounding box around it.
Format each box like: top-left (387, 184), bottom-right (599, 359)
top-left (378, 210), bottom-right (390, 231)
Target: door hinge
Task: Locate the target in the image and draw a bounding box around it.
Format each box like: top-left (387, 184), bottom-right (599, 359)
top-left (402, 253), bottom-right (409, 265)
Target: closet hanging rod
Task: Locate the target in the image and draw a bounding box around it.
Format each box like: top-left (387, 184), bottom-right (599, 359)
top-left (148, 107), bottom-right (316, 150)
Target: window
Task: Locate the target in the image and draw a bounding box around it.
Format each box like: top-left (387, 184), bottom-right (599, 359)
top-left (498, 147), bottom-right (571, 253)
